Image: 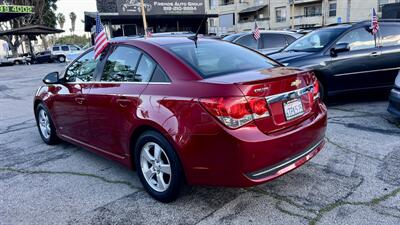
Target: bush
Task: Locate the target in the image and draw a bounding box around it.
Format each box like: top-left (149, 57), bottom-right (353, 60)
top-left (56, 35), bottom-right (90, 47)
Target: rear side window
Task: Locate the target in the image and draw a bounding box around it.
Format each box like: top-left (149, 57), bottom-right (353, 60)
top-left (52, 46), bottom-right (60, 51)
top-left (166, 41), bottom-right (277, 78)
top-left (261, 33), bottom-right (286, 48)
top-left (381, 24), bottom-right (400, 47)
top-left (101, 46), bottom-right (141, 82)
top-left (135, 54), bottom-right (156, 83)
top-left (235, 34), bottom-right (258, 49)
top-left (61, 46), bottom-right (69, 51)
top-left (151, 65), bottom-right (170, 82)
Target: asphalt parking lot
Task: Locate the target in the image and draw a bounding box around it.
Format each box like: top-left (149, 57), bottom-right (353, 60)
top-left (0, 64), bottom-right (399, 225)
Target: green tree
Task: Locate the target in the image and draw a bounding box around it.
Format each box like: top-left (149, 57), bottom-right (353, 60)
top-left (69, 12), bottom-right (76, 35)
top-left (57, 13), bottom-right (66, 30)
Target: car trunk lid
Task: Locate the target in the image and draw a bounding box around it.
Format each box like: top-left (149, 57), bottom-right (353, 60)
top-left (202, 67), bottom-right (318, 133)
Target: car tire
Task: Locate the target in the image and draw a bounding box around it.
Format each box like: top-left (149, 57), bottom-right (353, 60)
top-left (14, 61), bottom-right (20, 65)
top-left (134, 130), bottom-right (185, 202)
top-left (58, 55), bottom-right (66, 63)
top-left (35, 103), bottom-right (60, 145)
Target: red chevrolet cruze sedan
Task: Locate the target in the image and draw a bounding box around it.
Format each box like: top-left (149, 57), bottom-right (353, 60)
top-left (34, 37), bottom-right (327, 202)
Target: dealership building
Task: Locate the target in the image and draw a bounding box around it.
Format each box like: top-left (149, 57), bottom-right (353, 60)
top-left (206, 0), bottom-right (400, 34)
top-left (85, 0), bottom-right (217, 38)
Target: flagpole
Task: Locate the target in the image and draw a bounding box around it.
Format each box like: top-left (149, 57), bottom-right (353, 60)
top-left (140, 0), bottom-right (148, 38)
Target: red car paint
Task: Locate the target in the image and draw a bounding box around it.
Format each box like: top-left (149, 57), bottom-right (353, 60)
top-left (34, 38), bottom-right (327, 187)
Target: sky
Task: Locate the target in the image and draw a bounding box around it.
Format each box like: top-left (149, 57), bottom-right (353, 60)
top-left (55, 0), bottom-right (97, 35)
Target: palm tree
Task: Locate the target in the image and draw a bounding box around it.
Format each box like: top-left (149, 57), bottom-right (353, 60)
top-left (69, 12), bottom-right (77, 35)
top-left (57, 13), bottom-right (66, 30)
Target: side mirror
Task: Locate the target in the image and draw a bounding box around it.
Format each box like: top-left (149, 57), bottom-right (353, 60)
top-left (43, 72), bottom-right (60, 84)
top-left (330, 43), bottom-right (350, 56)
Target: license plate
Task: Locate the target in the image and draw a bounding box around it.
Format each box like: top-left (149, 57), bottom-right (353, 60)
top-left (283, 98), bottom-right (304, 121)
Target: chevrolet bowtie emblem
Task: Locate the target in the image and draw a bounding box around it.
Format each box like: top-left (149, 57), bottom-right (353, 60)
top-left (291, 79), bottom-right (302, 88)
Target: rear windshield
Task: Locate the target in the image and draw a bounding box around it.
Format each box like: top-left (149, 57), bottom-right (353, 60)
top-left (166, 41), bottom-right (277, 78)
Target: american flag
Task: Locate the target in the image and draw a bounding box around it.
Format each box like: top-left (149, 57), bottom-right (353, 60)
top-left (146, 28), bottom-right (152, 38)
top-left (371, 8), bottom-right (379, 35)
top-left (94, 13), bottom-right (109, 59)
top-left (253, 21), bottom-right (261, 40)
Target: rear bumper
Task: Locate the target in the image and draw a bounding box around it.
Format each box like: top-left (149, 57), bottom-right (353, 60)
top-left (388, 88), bottom-right (400, 117)
top-left (182, 101), bottom-right (327, 187)
top-left (246, 139), bottom-right (324, 181)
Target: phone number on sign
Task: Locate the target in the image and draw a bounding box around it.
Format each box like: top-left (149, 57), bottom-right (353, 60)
top-left (163, 6), bottom-right (198, 11)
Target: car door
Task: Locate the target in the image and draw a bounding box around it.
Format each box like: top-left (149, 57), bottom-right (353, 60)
top-left (86, 45), bottom-right (155, 158)
top-left (327, 27), bottom-right (383, 91)
top-left (376, 23), bottom-right (400, 87)
top-left (51, 49), bottom-right (98, 143)
top-left (260, 33), bottom-right (287, 54)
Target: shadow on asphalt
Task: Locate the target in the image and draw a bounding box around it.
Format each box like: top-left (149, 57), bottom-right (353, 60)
top-left (325, 89), bottom-right (391, 107)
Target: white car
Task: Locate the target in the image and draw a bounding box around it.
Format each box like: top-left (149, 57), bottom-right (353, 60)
top-left (51, 45), bottom-right (83, 63)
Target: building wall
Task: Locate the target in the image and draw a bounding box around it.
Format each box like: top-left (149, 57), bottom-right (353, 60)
top-left (206, 0), bottom-right (399, 34)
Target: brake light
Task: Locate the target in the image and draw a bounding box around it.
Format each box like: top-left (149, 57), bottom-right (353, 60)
top-left (199, 97), bottom-right (270, 129)
top-left (312, 75), bottom-right (320, 100)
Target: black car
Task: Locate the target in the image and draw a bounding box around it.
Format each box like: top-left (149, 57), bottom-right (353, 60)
top-left (269, 21), bottom-right (400, 99)
top-left (223, 31), bottom-right (302, 55)
top-left (388, 71), bottom-right (400, 117)
top-left (31, 51), bottom-right (54, 64)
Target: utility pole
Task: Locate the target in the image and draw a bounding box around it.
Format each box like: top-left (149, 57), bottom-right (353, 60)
top-left (140, 0), bottom-right (148, 38)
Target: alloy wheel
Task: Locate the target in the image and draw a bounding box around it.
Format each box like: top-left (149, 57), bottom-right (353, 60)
top-left (38, 109), bottom-right (51, 140)
top-left (140, 142), bottom-right (172, 192)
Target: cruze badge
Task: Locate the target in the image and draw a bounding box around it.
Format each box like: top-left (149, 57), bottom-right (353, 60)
top-left (254, 87), bottom-right (269, 94)
top-left (291, 79), bottom-right (302, 88)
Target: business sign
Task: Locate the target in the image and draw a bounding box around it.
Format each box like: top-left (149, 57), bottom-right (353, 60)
top-left (117, 0), bottom-right (205, 15)
top-left (0, 0), bottom-right (34, 13)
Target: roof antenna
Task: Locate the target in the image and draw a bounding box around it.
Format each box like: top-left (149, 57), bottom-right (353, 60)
top-left (188, 14), bottom-right (207, 48)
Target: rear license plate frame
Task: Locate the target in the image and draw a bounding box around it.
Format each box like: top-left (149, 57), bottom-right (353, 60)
top-left (283, 98), bottom-right (305, 121)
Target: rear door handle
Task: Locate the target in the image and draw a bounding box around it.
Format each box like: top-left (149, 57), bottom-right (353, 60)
top-left (116, 97), bottom-right (132, 108)
top-left (75, 97), bottom-right (85, 105)
top-left (370, 51), bottom-right (381, 57)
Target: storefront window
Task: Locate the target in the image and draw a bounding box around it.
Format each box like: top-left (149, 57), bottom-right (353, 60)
top-left (378, 0), bottom-right (389, 12)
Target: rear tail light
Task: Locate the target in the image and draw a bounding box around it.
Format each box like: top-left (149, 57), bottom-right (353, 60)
top-left (199, 97), bottom-right (270, 129)
top-left (312, 74), bottom-right (320, 100)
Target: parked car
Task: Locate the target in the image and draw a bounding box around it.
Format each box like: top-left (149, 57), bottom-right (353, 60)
top-left (0, 56), bottom-right (14, 66)
top-left (223, 31), bottom-right (302, 55)
top-left (269, 20), bottom-right (400, 99)
top-left (51, 45), bottom-right (83, 63)
top-left (30, 51), bottom-right (54, 64)
top-left (34, 37), bottom-right (327, 202)
top-left (388, 71), bottom-right (400, 117)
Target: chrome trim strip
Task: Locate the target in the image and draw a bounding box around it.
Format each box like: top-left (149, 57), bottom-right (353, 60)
top-left (265, 85), bottom-right (314, 104)
top-left (65, 81), bottom-right (171, 85)
top-left (333, 67), bottom-right (400, 77)
top-left (248, 139), bottom-right (324, 179)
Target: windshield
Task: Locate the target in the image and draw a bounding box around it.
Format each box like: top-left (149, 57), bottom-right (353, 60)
top-left (166, 41), bottom-right (278, 78)
top-left (285, 28), bottom-right (346, 52)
